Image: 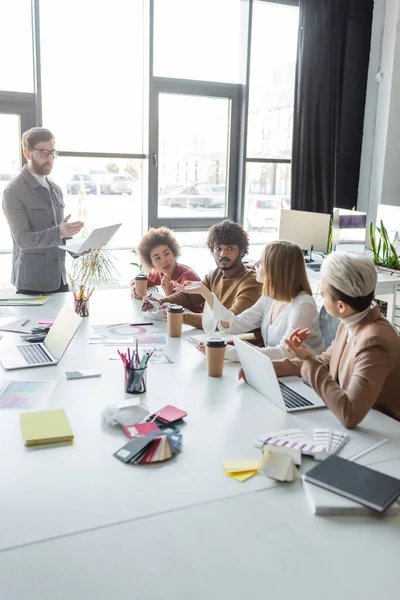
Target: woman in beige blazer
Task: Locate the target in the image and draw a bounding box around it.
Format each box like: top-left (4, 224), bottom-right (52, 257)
top-left (272, 252), bottom-right (400, 428)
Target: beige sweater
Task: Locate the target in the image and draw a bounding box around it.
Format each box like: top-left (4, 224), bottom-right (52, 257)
top-left (276, 305), bottom-right (400, 428)
top-left (160, 265), bottom-right (262, 330)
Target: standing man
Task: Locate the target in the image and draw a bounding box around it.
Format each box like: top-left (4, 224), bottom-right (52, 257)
top-left (153, 220), bottom-right (262, 330)
top-left (2, 127), bottom-right (84, 294)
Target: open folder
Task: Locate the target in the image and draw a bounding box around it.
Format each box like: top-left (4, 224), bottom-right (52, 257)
top-left (59, 223), bottom-right (122, 257)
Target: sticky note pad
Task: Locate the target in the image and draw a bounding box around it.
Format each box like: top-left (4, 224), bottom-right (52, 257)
top-left (222, 459), bottom-right (261, 473)
top-left (225, 470), bottom-right (258, 482)
top-left (20, 409), bottom-right (73, 447)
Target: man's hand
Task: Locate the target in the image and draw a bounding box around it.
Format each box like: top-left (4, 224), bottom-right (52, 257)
top-left (59, 214), bottom-right (84, 238)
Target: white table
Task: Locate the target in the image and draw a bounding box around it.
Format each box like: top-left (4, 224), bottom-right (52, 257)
top-left (0, 290), bottom-right (399, 599)
top-left (307, 264), bottom-right (400, 325)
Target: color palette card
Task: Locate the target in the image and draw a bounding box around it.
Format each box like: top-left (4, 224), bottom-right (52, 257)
top-left (259, 446), bottom-right (301, 482)
top-left (114, 430), bottom-right (183, 465)
top-left (222, 458), bottom-right (261, 482)
top-left (122, 422), bottom-right (160, 439)
top-left (147, 404), bottom-right (187, 428)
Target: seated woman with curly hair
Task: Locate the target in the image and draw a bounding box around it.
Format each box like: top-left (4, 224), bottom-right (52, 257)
top-left (130, 227), bottom-right (204, 313)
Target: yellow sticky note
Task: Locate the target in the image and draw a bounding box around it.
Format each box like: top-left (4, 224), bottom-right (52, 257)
top-left (225, 470), bottom-right (258, 482)
top-left (222, 459), bottom-right (261, 473)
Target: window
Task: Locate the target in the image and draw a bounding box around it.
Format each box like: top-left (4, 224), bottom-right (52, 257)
top-left (157, 93), bottom-right (230, 220)
top-left (0, 1), bottom-right (34, 92)
top-left (0, 114), bottom-right (21, 252)
top-left (154, 0), bottom-right (244, 83)
top-left (39, 0), bottom-right (145, 153)
top-left (244, 1), bottom-right (299, 244)
top-left (51, 157), bottom-right (144, 248)
top-left (247, 1), bottom-right (299, 159)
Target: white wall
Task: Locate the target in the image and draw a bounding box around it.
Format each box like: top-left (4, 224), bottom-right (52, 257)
top-left (358, 0), bottom-right (400, 226)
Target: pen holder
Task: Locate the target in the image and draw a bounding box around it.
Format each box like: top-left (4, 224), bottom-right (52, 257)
top-left (124, 365), bottom-right (147, 395)
top-left (74, 298), bottom-right (89, 318)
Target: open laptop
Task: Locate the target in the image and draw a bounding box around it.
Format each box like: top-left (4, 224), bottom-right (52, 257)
top-left (233, 336), bottom-right (326, 412)
top-left (0, 306), bottom-right (82, 370)
top-left (60, 223), bottom-right (122, 256)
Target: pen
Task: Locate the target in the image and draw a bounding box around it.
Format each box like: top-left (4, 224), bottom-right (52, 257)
top-left (129, 322), bottom-right (153, 326)
top-left (21, 318), bottom-right (29, 326)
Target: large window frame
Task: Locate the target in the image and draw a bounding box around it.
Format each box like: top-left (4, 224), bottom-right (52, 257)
top-left (148, 78), bottom-right (242, 230)
top-left (1, 0), bottom-right (299, 246)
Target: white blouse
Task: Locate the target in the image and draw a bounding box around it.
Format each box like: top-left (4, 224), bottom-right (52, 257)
top-left (203, 292), bottom-right (324, 362)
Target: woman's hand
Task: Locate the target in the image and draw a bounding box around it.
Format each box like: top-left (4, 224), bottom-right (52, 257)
top-left (161, 275), bottom-right (174, 296)
top-left (238, 368), bottom-right (247, 382)
top-left (173, 281), bottom-right (213, 306)
top-left (284, 327), bottom-right (315, 361)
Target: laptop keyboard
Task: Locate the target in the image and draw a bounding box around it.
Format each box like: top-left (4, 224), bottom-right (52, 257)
top-left (279, 382), bottom-right (313, 409)
top-left (17, 344), bottom-right (53, 365)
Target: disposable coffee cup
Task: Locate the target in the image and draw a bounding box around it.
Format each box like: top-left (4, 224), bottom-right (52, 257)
top-left (205, 337), bottom-right (227, 377)
top-left (167, 304), bottom-right (185, 337)
top-left (135, 274), bottom-right (148, 298)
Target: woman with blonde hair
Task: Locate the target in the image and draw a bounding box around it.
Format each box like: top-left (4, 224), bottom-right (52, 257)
top-left (273, 252), bottom-right (400, 428)
top-left (177, 240), bottom-right (323, 361)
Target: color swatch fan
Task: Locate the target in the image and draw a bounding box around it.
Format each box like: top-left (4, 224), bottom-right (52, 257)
top-left (114, 430), bottom-right (182, 464)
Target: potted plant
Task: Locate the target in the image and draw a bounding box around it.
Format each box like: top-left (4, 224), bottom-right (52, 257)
top-left (69, 248), bottom-right (118, 316)
top-left (368, 220), bottom-right (400, 273)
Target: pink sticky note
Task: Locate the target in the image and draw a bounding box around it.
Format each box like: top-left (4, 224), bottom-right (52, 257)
top-left (38, 319), bottom-right (54, 325)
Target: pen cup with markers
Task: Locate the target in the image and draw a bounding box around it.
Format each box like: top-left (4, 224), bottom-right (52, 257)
top-left (74, 297), bottom-right (89, 318)
top-left (124, 365), bottom-right (147, 395)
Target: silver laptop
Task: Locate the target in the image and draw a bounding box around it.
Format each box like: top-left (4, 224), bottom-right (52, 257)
top-left (233, 336), bottom-right (326, 412)
top-left (0, 306), bottom-right (82, 370)
top-left (60, 223), bottom-right (122, 256)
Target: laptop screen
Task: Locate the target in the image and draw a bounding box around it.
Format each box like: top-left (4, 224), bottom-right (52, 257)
top-left (44, 306), bottom-right (82, 360)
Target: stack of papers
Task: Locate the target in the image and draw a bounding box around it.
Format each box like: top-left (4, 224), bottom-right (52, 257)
top-left (259, 445), bottom-right (301, 482)
top-left (0, 294), bottom-right (49, 306)
top-left (114, 430), bottom-right (182, 464)
top-left (222, 458), bottom-right (261, 482)
top-left (255, 428), bottom-right (350, 461)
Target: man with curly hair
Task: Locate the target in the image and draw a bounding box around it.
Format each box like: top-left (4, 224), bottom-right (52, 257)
top-left (131, 227), bottom-right (203, 312)
top-left (159, 220), bottom-right (262, 330)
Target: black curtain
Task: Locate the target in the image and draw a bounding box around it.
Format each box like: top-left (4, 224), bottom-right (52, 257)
top-left (291, 0), bottom-right (373, 214)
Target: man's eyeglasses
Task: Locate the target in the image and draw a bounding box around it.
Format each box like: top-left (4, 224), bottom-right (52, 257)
top-left (31, 148), bottom-right (59, 159)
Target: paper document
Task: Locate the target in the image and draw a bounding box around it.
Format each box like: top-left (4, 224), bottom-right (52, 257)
top-left (91, 333), bottom-right (168, 346)
top-left (60, 223), bottom-right (121, 255)
top-left (92, 322), bottom-right (160, 339)
top-left (0, 308), bottom-right (15, 317)
top-left (0, 295), bottom-right (48, 306)
top-left (186, 331), bottom-right (255, 346)
top-left (0, 380), bottom-right (58, 409)
top-left (0, 316), bottom-right (30, 333)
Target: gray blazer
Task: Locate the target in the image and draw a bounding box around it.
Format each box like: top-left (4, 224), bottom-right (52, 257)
top-left (2, 165), bottom-right (67, 292)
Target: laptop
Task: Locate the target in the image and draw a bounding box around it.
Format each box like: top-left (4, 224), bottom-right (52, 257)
top-left (233, 336), bottom-right (326, 412)
top-left (0, 306), bottom-right (82, 370)
top-left (60, 223), bottom-right (122, 256)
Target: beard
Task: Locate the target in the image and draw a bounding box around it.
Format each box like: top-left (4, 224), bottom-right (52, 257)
top-left (217, 255), bottom-right (241, 271)
top-left (30, 155), bottom-right (53, 176)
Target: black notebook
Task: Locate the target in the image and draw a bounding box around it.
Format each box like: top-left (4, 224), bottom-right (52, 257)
top-left (304, 455), bottom-right (400, 513)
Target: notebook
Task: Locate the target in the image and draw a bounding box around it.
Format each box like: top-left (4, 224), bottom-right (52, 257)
top-left (20, 409), bottom-right (74, 446)
top-left (302, 478), bottom-right (400, 516)
top-left (303, 455), bottom-right (400, 513)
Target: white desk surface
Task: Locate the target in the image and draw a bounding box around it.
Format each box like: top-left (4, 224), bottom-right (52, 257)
top-left (0, 290), bottom-right (400, 599)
